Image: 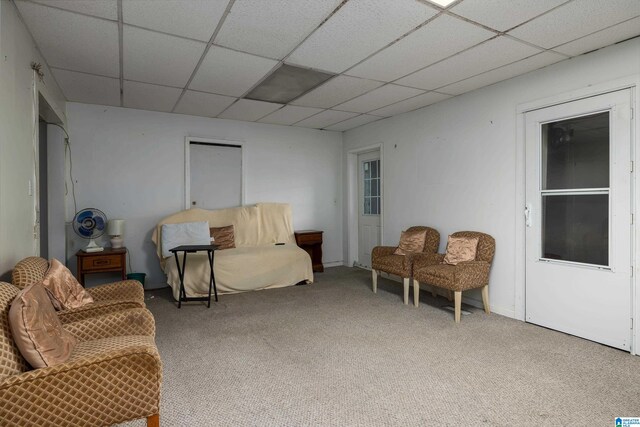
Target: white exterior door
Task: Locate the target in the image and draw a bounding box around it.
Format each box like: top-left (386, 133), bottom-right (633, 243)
top-left (188, 142), bottom-right (242, 210)
top-left (525, 89), bottom-right (632, 350)
top-left (357, 150), bottom-right (381, 268)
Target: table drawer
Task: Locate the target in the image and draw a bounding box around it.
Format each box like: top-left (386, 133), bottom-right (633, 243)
top-left (82, 255), bottom-right (122, 270)
top-left (296, 233), bottom-right (322, 245)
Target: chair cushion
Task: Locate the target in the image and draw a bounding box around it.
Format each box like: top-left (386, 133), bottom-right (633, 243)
top-left (443, 236), bottom-right (479, 265)
top-left (210, 225), bottom-right (236, 250)
top-left (394, 229), bottom-right (427, 255)
top-left (42, 259), bottom-right (94, 310)
top-left (9, 284), bottom-right (76, 368)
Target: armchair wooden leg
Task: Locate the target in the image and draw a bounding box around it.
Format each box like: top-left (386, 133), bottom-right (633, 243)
top-left (372, 269), bottom-right (378, 294)
top-left (403, 277), bottom-right (409, 305)
top-left (481, 285), bottom-right (490, 314)
top-left (413, 279), bottom-right (419, 307)
top-left (147, 414), bottom-right (159, 427)
top-left (454, 291), bottom-right (462, 323)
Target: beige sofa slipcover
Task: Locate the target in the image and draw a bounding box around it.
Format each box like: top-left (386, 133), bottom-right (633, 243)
top-left (152, 203), bottom-right (313, 299)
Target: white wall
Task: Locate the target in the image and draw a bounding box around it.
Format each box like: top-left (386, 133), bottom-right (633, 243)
top-left (0, 1), bottom-right (66, 280)
top-left (66, 103), bottom-right (343, 288)
top-left (343, 38), bottom-right (640, 318)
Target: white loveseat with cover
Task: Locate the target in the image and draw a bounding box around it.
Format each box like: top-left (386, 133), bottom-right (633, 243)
top-left (152, 203), bottom-right (313, 300)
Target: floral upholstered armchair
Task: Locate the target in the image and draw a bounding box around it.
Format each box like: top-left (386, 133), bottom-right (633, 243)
top-left (413, 231), bottom-right (496, 323)
top-left (371, 226), bottom-right (440, 306)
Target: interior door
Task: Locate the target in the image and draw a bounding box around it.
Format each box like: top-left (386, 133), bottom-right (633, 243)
top-left (357, 150), bottom-right (381, 268)
top-left (189, 142), bottom-right (242, 210)
top-left (525, 89), bottom-right (632, 350)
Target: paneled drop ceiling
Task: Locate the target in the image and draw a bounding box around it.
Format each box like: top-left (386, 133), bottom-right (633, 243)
top-left (15, 0), bottom-right (640, 131)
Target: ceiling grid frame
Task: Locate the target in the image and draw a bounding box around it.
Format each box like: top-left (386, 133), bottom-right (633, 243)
top-left (13, 0), bottom-right (640, 131)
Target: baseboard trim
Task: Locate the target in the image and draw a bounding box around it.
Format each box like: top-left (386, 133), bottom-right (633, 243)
top-left (324, 261), bottom-right (344, 268)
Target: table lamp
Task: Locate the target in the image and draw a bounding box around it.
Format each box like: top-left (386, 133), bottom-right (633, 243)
top-left (108, 219), bottom-right (125, 249)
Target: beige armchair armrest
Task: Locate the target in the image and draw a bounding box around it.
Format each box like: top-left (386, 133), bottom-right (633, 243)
top-left (64, 308), bottom-right (156, 342)
top-left (0, 336), bottom-right (161, 427)
top-left (87, 280), bottom-right (145, 304)
top-left (57, 300), bottom-right (144, 324)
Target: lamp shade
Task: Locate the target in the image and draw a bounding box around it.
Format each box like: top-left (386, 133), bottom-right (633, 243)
top-left (107, 219), bottom-right (125, 236)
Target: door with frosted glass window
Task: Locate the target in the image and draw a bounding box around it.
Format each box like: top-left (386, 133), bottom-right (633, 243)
top-left (525, 89), bottom-right (632, 350)
top-left (358, 151), bottom-right (381, 268)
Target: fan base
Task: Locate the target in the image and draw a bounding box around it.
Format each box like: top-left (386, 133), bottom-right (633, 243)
top-left (83, 247), bottom-right (104, 253)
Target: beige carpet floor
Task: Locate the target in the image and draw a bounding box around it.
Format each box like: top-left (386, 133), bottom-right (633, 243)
top-left (121, 266), bottom-right (640, 426)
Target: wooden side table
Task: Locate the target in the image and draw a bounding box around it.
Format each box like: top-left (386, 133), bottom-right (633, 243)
top-left (295, 230), bottom-right (323, 272)
top-left (76, 247), bottom-right (127, 287)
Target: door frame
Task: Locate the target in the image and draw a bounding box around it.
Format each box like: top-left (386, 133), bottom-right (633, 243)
top-left (515, 75), bottom-right (639, 354)
top-left (346, 143), bottom-right (384, 268)
top-left (184, 136), bottom-right (245, 210)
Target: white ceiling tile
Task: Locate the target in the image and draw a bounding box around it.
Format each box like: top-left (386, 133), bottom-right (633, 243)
top-left (554, 16), bottom-right (640, 56)
top-left (370, 91), bottom-right (451, 116)
top-left (51, 69), bottom-right (120, 106)
top-left (218, 99), bottom-right (283, 121)
top-left (396, 36), bottom-right (542, 90)
top-left (294, 110), bottom-right (360, 129)
top-left (508, 0), bottom-right (640, 49)
top-left (291, 76), bottom-right (384, 109)
top-left (287, 0), bottom-right (438, 73)
top-left (216, 0), bottom-right (342, 59)
top-left (450, 0), bottom-right (568, 32)
top-left (122, 0), bottom-right (227, 42)
top-left (333, 84), bottom-right (424, 113)
top-left (29, 0), bottom-right (117, 19)
top-left (258, 105), bottom-right (324, 125)
top-left (189, 46), bottom-right (279, 97)
top-left (123, 26), bottom-right (206, 87)
top-left (123, 81), bottom-right (182, 112)
top-left (174, 90), bottom-right (237, 118)
top-left (438, 51), bottom-right (565, 95)
top-left (15, 1), bottom-right (119, 76)
top-left (347, 15), bottom-right (494, 82)
top-left (325, 114), bottom-right (383, 131)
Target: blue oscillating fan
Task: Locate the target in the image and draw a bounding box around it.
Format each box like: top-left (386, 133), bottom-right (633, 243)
top-left (73, 208), bottom-right (107, 252)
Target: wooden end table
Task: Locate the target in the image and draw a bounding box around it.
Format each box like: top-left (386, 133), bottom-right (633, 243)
top-left (76, 247), bottom-right (127, 287)
top-left (294, 230), bottom-right (324, 272)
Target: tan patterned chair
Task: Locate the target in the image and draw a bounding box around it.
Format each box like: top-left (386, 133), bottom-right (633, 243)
top-left (371, 226), bottom-right (440, 306)
top-left (413, 231), bottom-right (496, 323)
top-left (0, 282), bottom-right (162, 426)
top-left (12, 257), bottom-right (145, 323)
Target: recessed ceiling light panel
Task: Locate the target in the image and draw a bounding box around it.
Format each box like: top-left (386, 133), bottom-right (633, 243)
top-left (427, 0), bottom-right (457, 7)
top-left (245, 64), bottom-right (334, 104)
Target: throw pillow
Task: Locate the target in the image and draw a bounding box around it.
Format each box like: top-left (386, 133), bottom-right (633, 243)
top-left (42, 259), bottom-right (94, 310)
top-left (210, 225), bottom-right (236, 250)
top-left (9, 283), bottom-right (77, 368)
top-left (442, 236), bottom-right (479, 265)
top-left (161, 221), bottom-right (211, 258)
top-left (393, 229), bottom-right (427, 255)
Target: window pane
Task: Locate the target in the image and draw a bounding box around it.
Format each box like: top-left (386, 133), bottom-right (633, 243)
top-left (363, 161), bottom-right (370, 179)
top-left (371, 179), bottom-right (379, 197)
top-left (364, 180), bottom-right (371, 197)
top-left (364, 197), bottom-right (371, 215)
top-left (542, 194), bottom-right (608, 265)
top-left (375, 197), bottom-right (380, 215)
top-left (542, 112), bottom-right (609, 190)
top-left (371, 160), bottom-right (378, 179)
